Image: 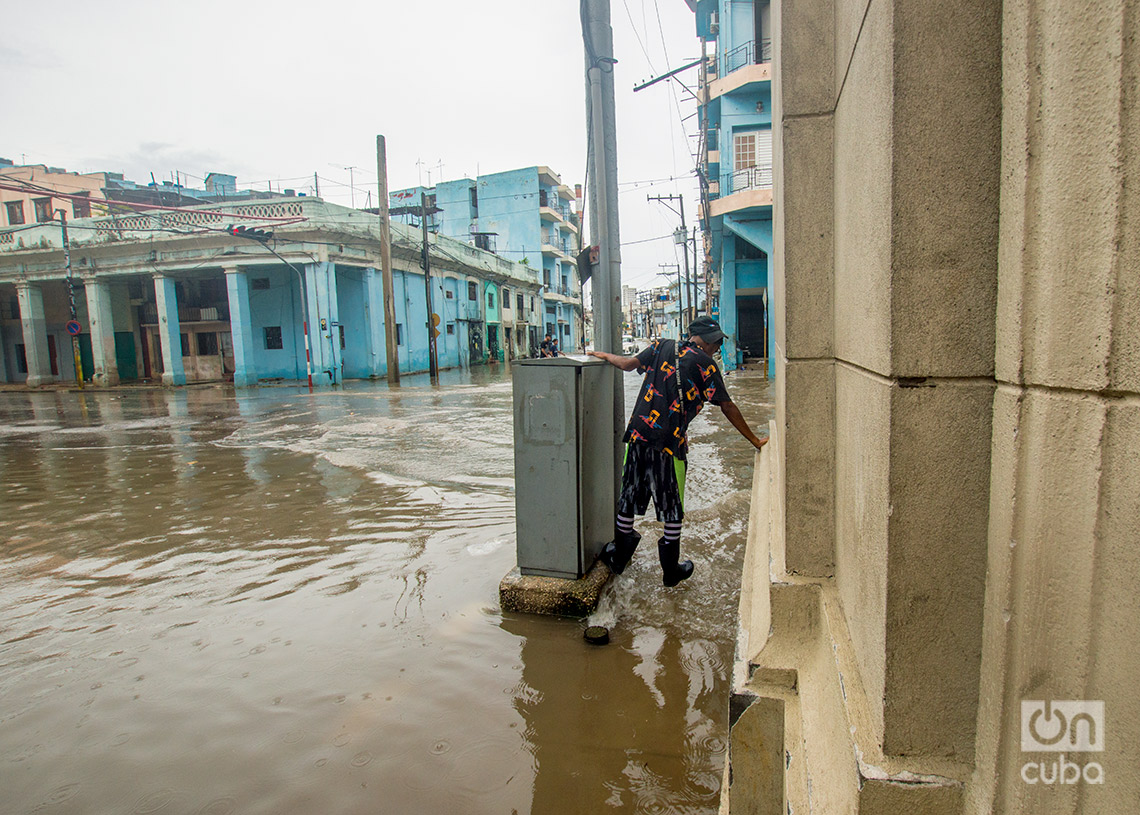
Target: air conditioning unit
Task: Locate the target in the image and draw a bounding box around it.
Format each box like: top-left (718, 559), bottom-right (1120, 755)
top-left (709, 11), bottom-right (719, 34)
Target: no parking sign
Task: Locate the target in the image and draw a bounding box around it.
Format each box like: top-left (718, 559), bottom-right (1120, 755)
top-left (65, 320), bottom-right (82, 336)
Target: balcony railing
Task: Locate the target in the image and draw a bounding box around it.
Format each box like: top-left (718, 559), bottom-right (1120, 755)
top-left (721, 38), bottom-right (773, 75)
top-left (545, 284), bottom-right (579, 298)
top-left (541, 232), bottom-right (572, 254)
top-left (538, 190), bottom-right (570, 219)
top-left (722, 165), bottom-right (774, 196)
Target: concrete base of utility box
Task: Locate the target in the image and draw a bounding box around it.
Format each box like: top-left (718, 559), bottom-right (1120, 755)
top-left (499, 559), bottom-right (611, 617)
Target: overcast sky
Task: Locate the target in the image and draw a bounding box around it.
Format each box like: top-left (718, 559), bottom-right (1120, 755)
top-left (1, 0), bottom-right (703, 292)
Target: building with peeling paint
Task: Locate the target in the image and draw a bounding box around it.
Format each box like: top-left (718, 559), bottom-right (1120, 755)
top-left (0, 198), bottom-right (541, 387)
top-left (391, 166), bottom-right (583, 358)
top-left (689, 0), bottom-right (774, 375)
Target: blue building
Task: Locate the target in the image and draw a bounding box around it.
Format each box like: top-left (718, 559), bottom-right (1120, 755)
top-left (690, 0), bottom-right (774, 374)
top-left (392, 166), bottom-right (583, 358)
top-left (0, 199), bottom-right (540, 387)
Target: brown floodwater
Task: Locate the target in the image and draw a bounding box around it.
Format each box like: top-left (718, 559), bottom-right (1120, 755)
top-left (0, 363), bottom-right (773, 814)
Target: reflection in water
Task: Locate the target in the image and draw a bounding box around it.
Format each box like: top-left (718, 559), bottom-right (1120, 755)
top-left (0, 367), bottom-right (772, 814)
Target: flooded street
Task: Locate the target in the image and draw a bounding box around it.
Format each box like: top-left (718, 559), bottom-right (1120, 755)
top-left (0, 364), bottom-right (773, 815)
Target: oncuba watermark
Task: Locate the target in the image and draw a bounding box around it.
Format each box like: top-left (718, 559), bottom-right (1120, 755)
top-left (1021, 700), bottom-right (1104, 785)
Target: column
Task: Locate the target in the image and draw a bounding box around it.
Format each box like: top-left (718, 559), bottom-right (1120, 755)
top-left (84, 277), bottom-right (120, 386)
top-left (224, 267), bottom-right (258, 388)
top-left (153, 274), bottom-right (186, 386)
top-left (0, 314), bottom-right (8, 382)
top-left (304, 261), bottom-right (340, 386)
top-left (363, 267), bottom-right (387, 378)
top-left (16, 282), bottom-right (53, 386)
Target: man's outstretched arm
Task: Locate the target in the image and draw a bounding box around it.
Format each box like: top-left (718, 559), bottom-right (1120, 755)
top-left (719, 400), bottom-right (768, 450)
top-left (588, 350), bottom-right (640, 372)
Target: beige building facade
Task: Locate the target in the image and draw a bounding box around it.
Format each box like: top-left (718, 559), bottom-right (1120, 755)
top-left (0, 164), bottom-right (111, 226)
top-left (726, 0), bottom-right (1139, 812)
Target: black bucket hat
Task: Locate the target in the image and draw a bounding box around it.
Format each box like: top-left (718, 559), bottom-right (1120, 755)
top-left (688, 316), bottom-right (725, 344)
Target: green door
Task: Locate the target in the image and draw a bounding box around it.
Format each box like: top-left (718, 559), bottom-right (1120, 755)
top-left (115, 332), bottom-right (138, 380)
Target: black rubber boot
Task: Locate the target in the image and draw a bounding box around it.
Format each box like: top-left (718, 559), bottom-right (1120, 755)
top-left (600, 529), bottom-right (641, 575)
top-left (658, 538), bottom-right (694, 587)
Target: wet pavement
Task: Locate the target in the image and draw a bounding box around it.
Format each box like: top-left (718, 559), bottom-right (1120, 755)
top-left (0, 363), bottom-right (773, 814)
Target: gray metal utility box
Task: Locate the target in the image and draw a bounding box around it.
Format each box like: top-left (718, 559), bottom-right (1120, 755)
top-left (512, 355), bottom-right (615, 579)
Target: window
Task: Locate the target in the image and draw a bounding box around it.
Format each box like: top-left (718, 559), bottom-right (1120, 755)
top-left (15, 344), bottom-right (27, 374)
top-left (502, 287), bottom-right (510, 309)
top-left (530, 296), bottom-right (536, 310)
top-left (446, 323), bottom-right (455, 335)
top-left (487, 290), bottom-right (495, 309)
top-left (264, 326), bottom-right (283, 350)
top-left (445, 289), bottom-right (454, 299)
top-left (467, 281), bottom-right (477, 300)
top-left (180, 333), bottom-right (190, 356)
top-left (5, 201), bottom-right (25, 225)
top-left (517, 293), bottom-right (524, 313)
top-left (733, 129), bottom-right (773, 190)
top-left (72, 194), bottom-right (91, 219)
top-left (396, 324), bottom-right (404, 345)
top-left (33, 197), bottom-right (53, 223)
top-left (339, 325), bottom-right (345, 349)
top-left (252, 277), bottom-right (271, 290)
top-left (546, 305), bottom-right (556, 316)
top-left (469, 186), bottom-right (478, 215)
top-left (197, 332), bottom-right (219, 356)
top-left (734, 132), bottom-right (757, 171)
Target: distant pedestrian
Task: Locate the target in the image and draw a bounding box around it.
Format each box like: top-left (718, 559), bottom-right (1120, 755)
top-left (540, 333), bottom-right (555, 358)
top-left (588, 316), bottom-right (767, 586)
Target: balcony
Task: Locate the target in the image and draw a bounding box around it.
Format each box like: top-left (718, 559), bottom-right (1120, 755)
top-left (538, 189), bottom-right (571, 222)
top-left (541, 231), bottom-right (572, 257)
top-left (705, 39), bottom-right (773, 101)
top-left (710, 166), bottom-right (773, 217)
top-left (543, 283), bottom-right (580, 303)
top-left (723, 39), bottom-right (773, 75)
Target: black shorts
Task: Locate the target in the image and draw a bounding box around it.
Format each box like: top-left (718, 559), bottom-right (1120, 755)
top-left (617, 442), bottom-right (687, 523)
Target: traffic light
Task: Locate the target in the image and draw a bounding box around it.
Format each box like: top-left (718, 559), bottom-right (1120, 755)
top-left (227, 224), bottom-right (272, 242)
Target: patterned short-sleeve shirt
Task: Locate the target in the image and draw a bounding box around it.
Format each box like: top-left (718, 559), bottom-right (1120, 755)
top-left (623, 339), bottom-right (731, 460)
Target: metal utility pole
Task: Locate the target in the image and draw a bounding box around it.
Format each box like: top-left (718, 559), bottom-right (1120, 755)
top-left (376, 135), bottom-right (400, 384)
top-left (583, 0), bottom-right (624, 478)
top-left (420, 192), bottom-right (439, 381)
top-left (57, 210), bottom-right (84, 388)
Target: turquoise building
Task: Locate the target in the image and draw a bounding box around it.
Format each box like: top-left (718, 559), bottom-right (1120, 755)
top-left (392, 166), bottom-right (583, 358)
top-left (690, 0), bottom-right (774, 374)
top-left (0, 199), bottom-right (540, 387)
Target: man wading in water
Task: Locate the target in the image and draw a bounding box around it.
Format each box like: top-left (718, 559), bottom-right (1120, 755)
top-left (589, 316), bottom-right (768, 586)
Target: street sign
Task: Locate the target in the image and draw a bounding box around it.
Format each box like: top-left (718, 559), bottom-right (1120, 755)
top-left (430, 313), bottom-right (441, 340)
top-left (65, 320), bottom-right (82, 336)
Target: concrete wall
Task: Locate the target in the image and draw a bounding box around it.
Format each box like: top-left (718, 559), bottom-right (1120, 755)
top-left (964, 1), bottom-right (1140, 811)
top-left (744, 0), bottom-right (1140, 811)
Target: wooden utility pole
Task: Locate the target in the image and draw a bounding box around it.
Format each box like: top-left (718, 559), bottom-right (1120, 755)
top-left (420, 192), bottom-right (439, 380)
top-left (376, 136), bottom-right (400, 384)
